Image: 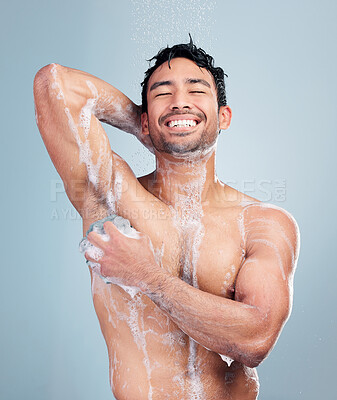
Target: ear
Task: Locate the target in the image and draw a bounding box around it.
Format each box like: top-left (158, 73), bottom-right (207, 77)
top-left (141, 112), bottom-right (150, 136)
top-left (218, 106), bottom-right (232, 131)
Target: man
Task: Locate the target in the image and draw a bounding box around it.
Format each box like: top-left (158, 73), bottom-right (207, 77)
top-left (34, 38), bottom-right (300, 400)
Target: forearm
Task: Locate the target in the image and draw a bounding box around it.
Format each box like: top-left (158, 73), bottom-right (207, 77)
top-left (56, 64), bottom-right (141, 134)
top-left (144, 269), bottom-right (270, 367)
top-left (35, 63), bottom-right (141, 135)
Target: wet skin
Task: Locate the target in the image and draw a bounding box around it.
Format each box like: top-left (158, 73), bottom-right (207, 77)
top-left (34, 58), bottom-right (300, 400)
top-left (84, 188), bottom-right (263, 400)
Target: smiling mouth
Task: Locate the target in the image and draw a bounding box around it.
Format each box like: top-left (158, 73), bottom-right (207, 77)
top-left (166, 119), bottom-right (198, 128)
top-left (164, 120), bottom-right (201, 137)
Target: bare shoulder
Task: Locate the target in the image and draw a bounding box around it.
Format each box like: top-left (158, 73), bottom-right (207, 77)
top-left (220, 184), bottom-right (300, 260)
top-left (241, 201), bottom-right (300, 269)
top-left (223, 184), bottom-right (299, 228)
top-left (241, 200), bottom-right (300, 236)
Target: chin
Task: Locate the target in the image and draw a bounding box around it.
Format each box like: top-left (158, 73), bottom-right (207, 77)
top-left (163, 139), bottom-right (218, 160)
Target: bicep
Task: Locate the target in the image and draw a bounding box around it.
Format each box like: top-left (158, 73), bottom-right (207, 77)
top-left (235, 207), bottom-right (300, 338)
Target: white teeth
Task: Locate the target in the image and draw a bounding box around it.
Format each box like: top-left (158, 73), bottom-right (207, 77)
top-left (168, 119), bottom-right (197, 128)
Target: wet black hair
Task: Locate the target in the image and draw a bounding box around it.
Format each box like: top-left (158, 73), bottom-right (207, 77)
top-left (141, 34), bottom-right (228, 113)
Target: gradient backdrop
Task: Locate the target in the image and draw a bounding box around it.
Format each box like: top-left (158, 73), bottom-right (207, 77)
top-left (1, 1), bottom-right (336, 399)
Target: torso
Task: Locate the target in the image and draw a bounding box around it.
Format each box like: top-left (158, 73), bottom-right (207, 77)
top-left (82, 178), bottom-right (260, 400)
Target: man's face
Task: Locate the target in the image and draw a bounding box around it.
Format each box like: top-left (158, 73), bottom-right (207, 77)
top-left (142, 57), bottom-right (229, 157)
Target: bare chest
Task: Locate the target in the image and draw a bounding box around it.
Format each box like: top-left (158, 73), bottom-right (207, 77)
top-left (149, 209), bottom-right (246, 299)
top-left (83, 194), bottom-right (246, 300)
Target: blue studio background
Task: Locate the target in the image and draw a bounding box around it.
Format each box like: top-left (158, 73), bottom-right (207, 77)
top-left (1, 0), bottom-right (336, 399)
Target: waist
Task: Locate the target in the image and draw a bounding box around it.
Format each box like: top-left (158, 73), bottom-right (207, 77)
top-left (108, 332), bottom-right (259, 400)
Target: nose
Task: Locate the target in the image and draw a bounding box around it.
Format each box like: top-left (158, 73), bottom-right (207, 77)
top-left (169, 91), bottom-right (191, 111)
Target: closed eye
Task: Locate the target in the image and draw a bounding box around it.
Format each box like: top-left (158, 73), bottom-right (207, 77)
top-left (156, 92), bottom-right (172, 97)
top-left (190, 91), bottom-right (205, 94)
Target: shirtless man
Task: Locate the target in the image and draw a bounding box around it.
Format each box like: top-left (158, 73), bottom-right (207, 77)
top-left (34, 39), bottom-right (300, 399)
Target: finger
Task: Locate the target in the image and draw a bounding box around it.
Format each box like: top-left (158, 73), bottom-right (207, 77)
top-left (85, 258), bottom-right (102, 275)
top-left (84, 251), bottom-right (96, 262)
top-left (103, 220), bottom-right (141, 240)
top-left (87, 231), bottom-right (107, 248)
top-left (103, 221), bottom-right (122, 237)
top-left (84, 245), bottom-right (103, 262)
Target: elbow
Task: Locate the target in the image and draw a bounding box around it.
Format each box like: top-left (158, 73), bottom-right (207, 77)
top-left (33, 63), bottom-right (62, 99)
top-left (33, 65), bottom-right (53, 129)
top-left (238, 317), bottom-right (282, 368)
top-left (33, 64), bottom-right (64, 128)
top-left (233, 338), bottom-right (273, 368)
top-left (34, 64), bottom-right (53, 89)
top-left (242, 352), bottom-right (267, 368)
top-left (218, 345), bottom-right (268, 369)
top-left (34, 65), bottom-right (51, 106)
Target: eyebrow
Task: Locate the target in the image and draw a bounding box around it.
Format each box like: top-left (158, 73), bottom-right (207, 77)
top-left (186, 78), bottom-right (211, 88)
top-left (149, 80), bottom-right (172, 91)
top-left (149, 78), bottom-right (211, 92)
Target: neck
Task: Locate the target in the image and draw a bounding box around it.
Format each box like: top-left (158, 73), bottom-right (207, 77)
top-left (149, 145), bottom-right (219, 207)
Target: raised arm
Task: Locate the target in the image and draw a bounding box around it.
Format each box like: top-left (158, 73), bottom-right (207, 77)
top-left (33, 63), bottom-right (151, 216)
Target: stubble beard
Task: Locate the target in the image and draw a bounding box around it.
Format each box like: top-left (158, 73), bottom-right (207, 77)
top-left (148, 119), bottom-right (219, 158)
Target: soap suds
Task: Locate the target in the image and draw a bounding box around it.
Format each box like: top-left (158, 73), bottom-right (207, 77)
top-left (79, 215), bottom-right (141, 297)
